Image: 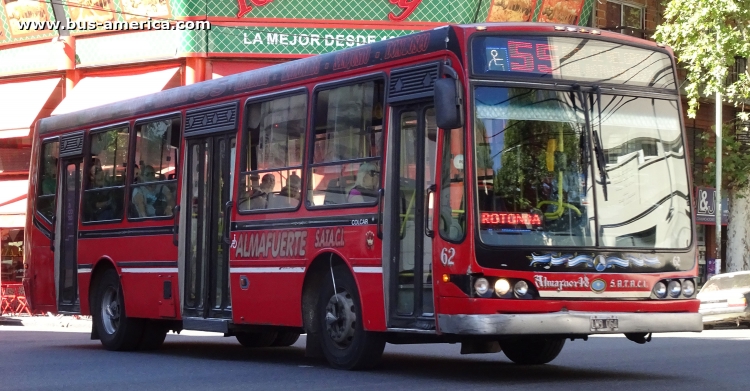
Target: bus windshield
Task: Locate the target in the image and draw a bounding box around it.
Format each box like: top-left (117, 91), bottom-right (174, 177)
top-left (474, 86), bottom-right (692, 249)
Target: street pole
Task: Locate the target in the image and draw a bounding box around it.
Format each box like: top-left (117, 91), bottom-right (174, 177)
top-left (715, 90), bottom-right (722, 274)
top-left (714, 27), bottom-right (724, 275)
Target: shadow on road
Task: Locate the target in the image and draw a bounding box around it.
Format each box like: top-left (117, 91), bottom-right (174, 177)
top-left (102, 338), bottom-right (679, 384)
top-left (0, 317), bottom-right (25, 326)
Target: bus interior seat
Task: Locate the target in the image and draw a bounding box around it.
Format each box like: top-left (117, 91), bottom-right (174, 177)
top-left (267, 191), bottom-right (292, 209)
top-left (323, 176), bottom-right (355, 205)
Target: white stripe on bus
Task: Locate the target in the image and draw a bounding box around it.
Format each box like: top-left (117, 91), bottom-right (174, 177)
top-left (538, 291), bottom-right (651, 298)
top-left (352, 267), bottom-right (383, 274)
top-left (120, 268), bottom-right (179, 273)
top-left (229, 267), bottom-right (306, 273)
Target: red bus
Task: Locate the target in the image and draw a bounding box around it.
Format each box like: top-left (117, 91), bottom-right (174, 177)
top-left (24, 23), bottom-right (701, 369)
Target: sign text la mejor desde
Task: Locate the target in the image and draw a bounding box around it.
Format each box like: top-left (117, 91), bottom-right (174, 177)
top-left (237, 0), bottom-right (424, 21)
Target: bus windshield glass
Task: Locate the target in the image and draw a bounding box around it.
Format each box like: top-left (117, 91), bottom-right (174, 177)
top-left (592, 94), bottom-right (691, 248)
top-left (475, 87), bottom-right (593, 247)
top-left (471, 36), bottom-right (676, 89)
top-left (474, 86), bottom-right (692, 249)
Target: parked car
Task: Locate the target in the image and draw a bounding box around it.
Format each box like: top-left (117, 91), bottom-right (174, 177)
top-left (698, 271), bottom-right (750, 328)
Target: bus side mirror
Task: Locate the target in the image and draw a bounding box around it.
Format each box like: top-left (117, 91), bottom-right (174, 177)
top-left (434, 78), bottom-right (464, 130)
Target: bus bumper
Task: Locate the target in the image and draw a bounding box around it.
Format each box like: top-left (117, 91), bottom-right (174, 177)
top-left (437, 311), bottom-right (703, 335)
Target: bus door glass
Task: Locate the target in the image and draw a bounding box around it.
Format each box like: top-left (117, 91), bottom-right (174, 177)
top-left (58, 158), bottom-right (82, 312)
top-left (388, 104), bottom-right (437, 328)
top-left (183, 134), bottom-right (236, 319)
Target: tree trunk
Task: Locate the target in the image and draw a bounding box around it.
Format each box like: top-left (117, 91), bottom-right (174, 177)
top-left (726, 186), bottom-right (750, 272)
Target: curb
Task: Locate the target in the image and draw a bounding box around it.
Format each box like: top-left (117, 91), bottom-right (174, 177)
top-left (1, 315), bottom-right (92, 330)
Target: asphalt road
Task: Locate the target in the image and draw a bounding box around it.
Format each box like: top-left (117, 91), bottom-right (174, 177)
top-left (1, 318), bottom-right (748, 391)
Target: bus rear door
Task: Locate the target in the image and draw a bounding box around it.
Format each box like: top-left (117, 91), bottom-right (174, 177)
top-left (180, 103), bottom-right (238, 331)
top-left (56, 133), bottom-right (86, 313)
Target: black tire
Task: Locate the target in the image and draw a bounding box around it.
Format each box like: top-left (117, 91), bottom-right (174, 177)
top-left (500, 336), bottom-right (565, 365)
top-left (317, 265), bottom-right (385, 370)
top-left (91, 269), bottom-right (145, 351)
top-left (236, 331), bottom-right (278, 348)
top-left (272, 331), bottom-right (301, 347)
top-left (138, 320), bottom-right (168, 351)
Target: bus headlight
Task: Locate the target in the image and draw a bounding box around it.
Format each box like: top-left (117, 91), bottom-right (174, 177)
top-left (474, 278), bottom-right (491, 296)
top-left (653, 282), bottom-right (667, 298)
top-left (682, 280), bottom-right (695, 297)
top-left (668, 280), bottom-right (682, 298)
top-left (495, 279), bottom-right (511, 296)
top-left (514, 280), bottom-right (529, 297)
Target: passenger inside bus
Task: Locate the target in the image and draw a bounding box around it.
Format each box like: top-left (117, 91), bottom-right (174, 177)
top-left (348, 162), bottom-right (379, 203)
top-left (244, 174), bottom-right (276, 210)
top-left (133, 164), bottom-right (141, 184)
top-left (87, 158), bottom-right (116, 220)
top-left (131, 165), bottom-right (174, 217)
top-left (271, 173), bottom-right (301, 208)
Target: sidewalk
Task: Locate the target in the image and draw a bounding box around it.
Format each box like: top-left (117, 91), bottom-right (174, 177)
top-left (0, 313), bottom-right (92, 331)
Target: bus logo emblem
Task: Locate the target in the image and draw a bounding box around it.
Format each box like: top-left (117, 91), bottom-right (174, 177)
top-left (591, 279), bottom-right (606, 293)
top-left (594, 255), bottom-right (607, 272)
top-left (365, 231), bottom-right (375, 249)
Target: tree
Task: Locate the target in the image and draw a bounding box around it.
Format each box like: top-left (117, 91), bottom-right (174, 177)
top-left (655, 1), bottom-right (750, 271)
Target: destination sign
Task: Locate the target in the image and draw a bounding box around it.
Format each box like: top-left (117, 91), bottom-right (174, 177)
top-left (472, 36), bottom-right (676, 89)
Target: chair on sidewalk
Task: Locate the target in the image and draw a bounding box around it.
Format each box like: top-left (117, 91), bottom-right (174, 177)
top-left (13, 285), bottom-right (31, 316)
top-left (1, 284), bottom-right (17, 316)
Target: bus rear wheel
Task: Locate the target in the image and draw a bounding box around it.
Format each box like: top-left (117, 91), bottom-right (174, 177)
top-left (92, 269), bottom-right (145, 351)
top-left (236, 331), bottom-right (278, 348)
top-left (138, 320), bottom-right (168, 350)
top-left (500, 336), bottom-right (565, 365)
top-left (317, 265), bottom-right (385, 370)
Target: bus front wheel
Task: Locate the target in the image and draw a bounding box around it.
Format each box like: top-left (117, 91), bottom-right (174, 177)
top-left (500, 336), bottom-right (566, 365)
top-left (317, 265), bottom-right (385, 370)
top-left (92, 269), bottom-right (145, 351)
top-left (272, 331), bottom-right (301, 347)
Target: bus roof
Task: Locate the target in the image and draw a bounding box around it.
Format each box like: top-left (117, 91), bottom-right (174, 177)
top-left (36, 22), bottom-right (667, 136)
top-left (37, 25), bottom-right (456, 136)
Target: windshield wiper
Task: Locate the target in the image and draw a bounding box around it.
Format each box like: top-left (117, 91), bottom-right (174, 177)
top-left (591, 86), bottom-right (609, 201)
top-left (570, 87), bottom-right (589, 193)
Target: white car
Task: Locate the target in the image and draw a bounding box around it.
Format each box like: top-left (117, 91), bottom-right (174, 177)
top-left (698, 271), bottom-right (750, 328)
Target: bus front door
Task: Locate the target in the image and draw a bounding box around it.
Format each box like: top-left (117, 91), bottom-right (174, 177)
top-left (57, 158), bottom-right (82, 313)
top-left (387, 105), bottom-right (438, 330)
top-left (182, 134), bottom-right (236, 322)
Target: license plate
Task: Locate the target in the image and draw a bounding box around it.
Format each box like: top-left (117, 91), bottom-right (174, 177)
top-left (590, 315), bottom-right (619, 331)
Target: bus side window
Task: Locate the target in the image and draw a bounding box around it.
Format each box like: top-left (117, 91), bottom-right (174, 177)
top-left (83, 126), bottom-right (129, 222)
top-left (238, 93), bottom-right (306, 212)
top-left (36, 140), bottom-right (59, 222)
top-left (128, 117), bottom-right (180, 219)
top-left (307, 79), bottom-right (384, 207)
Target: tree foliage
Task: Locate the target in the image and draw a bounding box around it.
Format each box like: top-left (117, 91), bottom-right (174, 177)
top-left (655, 0), bottom-right (750, 191)
top-left (655, 0), bottom-right (750, 117)
top-left (696, 126), bottom-right (750, 190)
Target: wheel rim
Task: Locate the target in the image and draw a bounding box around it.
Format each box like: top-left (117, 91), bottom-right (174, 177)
top-left (324, 290), bottom-right (357, 349)
top-left (100, 286), bottom-right (120, 335)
